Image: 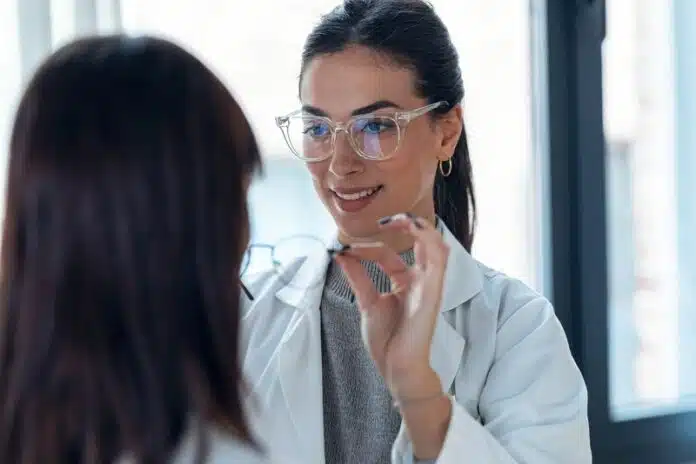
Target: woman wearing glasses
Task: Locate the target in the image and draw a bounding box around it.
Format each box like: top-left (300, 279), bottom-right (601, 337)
top-left (0, 35), bottom-right (277, 463)
top-left (242, 0), bottom-right (592, 463)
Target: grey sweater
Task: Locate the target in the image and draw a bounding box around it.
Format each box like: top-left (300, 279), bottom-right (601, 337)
top-left (321, 249), bottom-right (436, 464)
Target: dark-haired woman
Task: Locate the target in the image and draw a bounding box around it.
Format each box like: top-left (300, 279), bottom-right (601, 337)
top-left (242, 1), bottom-right (591, 463)
top-left (0, 35), bottom-right (276, 463)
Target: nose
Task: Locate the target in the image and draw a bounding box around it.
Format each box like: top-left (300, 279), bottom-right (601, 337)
top-left (328, 129), bottom-right (363, 177)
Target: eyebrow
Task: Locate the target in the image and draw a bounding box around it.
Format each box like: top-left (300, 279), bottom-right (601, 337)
top-left (301, 100), bottom-right (403, 118)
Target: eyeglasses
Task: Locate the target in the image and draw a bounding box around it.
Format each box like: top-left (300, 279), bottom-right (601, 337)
top-left (239, 235), bottom-right (341, 300)
top-left (275, 101), bottom-right (448, 162)
top-left (240, 234), bottom-right (383, 299)
top-left (240, 235), bottom-right (342, 301)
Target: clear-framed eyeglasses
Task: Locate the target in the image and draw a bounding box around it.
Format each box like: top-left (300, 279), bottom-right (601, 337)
top-left (240, 235), bottom-right (340, 300)
top-left (239, 234), bottom-right (383, 299)
top-left (274, 101), bottom-right (448, 162)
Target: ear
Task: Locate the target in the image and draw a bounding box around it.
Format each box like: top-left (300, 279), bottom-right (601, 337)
top-left (436, 104), bottom-right (463, 161)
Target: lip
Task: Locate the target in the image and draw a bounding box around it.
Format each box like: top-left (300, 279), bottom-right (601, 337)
top-left (329, 185), bottom-right (383, 214)
top-left (329, 185), bottom-right (383, 194)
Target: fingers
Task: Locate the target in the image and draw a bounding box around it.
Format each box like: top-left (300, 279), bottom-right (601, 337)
top-left (332, 213), bottom-right (448, 305)
top-left (378, 213), bottom-right (449, 273)
top-left (339, 241), bottom-right (412, 291)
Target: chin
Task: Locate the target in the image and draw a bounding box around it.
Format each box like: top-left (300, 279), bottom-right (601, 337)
top-left (332, 213), bottom-right (383, 241)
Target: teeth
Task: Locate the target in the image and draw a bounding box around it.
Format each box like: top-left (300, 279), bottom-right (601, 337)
top-left (334, 186), bottom-right (380, 201)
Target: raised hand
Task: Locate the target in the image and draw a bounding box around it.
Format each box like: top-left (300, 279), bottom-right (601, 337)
top-left (334, 213), bottom-right (449, 400)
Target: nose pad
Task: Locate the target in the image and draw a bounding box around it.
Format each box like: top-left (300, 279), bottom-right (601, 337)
top-left (329, 128), bottom-right (363, 176)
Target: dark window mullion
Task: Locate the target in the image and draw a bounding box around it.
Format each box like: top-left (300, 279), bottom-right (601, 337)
top-left (547, 0), bottom-right (696, 462)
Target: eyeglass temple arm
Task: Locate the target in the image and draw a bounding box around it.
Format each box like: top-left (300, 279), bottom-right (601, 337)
top-left (398, 101), bottom-right (449, 122)
top-left (241, 243), bottom-right (277, 301)
top-left (241, 281), bottom-right (254, 301)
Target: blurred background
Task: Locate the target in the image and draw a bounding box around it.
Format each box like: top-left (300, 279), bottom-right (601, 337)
top-left (0, 0), bottom-right (694, 462)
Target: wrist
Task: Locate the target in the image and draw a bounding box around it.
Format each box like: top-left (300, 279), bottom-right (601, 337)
top-left (388, 365), bottom-right (443, 400)
top-left (392, 390), bottom-right (446, 409)
top-left (397, 382), bottom-right (452, 460)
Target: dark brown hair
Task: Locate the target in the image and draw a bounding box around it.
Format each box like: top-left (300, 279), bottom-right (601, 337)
top-left (0, 34), bottom-right (262, 463)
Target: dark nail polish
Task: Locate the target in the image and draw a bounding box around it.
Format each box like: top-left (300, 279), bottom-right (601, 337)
top-left (329, 244), bottom-right (351, 256)
top-left (404, 212), bottom-right (423, 228)
top-left (378, 216), bottom-right (393, 225)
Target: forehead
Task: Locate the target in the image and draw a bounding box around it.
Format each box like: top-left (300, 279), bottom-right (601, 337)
top-left (299, 46), bottom-right (421, 118)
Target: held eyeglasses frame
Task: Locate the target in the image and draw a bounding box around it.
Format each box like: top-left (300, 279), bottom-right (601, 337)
top-left (275, 101), bottom-right (448, 162)
top-left (239, 234), bottom-right (387, 300)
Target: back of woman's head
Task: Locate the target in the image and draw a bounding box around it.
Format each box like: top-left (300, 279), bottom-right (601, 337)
top-left (302, 0), bottom-right (476, 250)
top-left (0, 34), bottom-right (261, 463)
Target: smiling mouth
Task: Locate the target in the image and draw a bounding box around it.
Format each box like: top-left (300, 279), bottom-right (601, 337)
top-left (331, 185), bottom-right (384, 201)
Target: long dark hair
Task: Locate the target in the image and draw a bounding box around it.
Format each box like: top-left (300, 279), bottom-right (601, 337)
top-left (300, 0), bottom-right (476, 250)
top-left (0, 35), bottom-right (262, 463)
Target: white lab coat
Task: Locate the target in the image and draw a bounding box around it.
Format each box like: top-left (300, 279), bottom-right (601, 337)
top-left (241, 223), bottom-right (592, 464)
top-left (117, 427), bottom-right (270, 464)
top-left (117, 410), bottom-right (278, 463)
top-left (171, 427), bottom-right (269, 464)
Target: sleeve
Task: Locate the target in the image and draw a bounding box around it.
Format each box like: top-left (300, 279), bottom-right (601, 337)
top-left (392, 295), bottom-right (591, 463)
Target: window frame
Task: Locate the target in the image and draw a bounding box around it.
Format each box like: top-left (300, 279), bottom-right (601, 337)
top-left (546, 0), bottom-right (696, 462)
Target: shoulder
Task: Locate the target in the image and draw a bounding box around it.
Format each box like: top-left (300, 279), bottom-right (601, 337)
top-left (464, 261), bottom-right (581, 385)
top-left (440, 222), bottom-right (553, 330)
top-left (461, 260), bottom-right (572, 362)
top-left (473, 261), bottom-right (554, 326)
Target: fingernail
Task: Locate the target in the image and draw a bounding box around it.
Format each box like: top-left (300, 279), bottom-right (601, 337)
top-left (404, 212), bottom-right (423, 229)
top-left (329, 244), bottom-right (351, 256)
top-left (378, 216), bottom-right (393, 225)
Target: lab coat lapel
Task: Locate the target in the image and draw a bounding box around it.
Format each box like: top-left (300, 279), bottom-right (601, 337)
top-left (273, 247), bottom-right (331, 463)
top-left (392, 224), bottom-right (484, 443)
top-left (425, 224), bottom-right (484, 399)
top-left (431, 223), bottom-right (483, 385)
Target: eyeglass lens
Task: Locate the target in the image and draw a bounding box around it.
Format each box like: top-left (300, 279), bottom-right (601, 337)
top-left (285, 115), bottom-right (400, 159)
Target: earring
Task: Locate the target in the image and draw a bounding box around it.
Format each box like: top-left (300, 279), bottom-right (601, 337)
top-left (439, 158), bottom-right (453, 177)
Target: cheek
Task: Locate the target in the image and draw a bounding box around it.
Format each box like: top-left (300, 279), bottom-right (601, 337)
top-left (305, 161), bottom-right (328, 183)
top-left (378, 137), bottom-right (438, 200)
top-left (305, 161), bottom-right (331, 197)
top-left (377, 154), bottom-right (431, 204)
top-left (383, 138), bottom-right (437, 183)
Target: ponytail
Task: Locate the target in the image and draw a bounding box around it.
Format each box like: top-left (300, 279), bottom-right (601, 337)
top-left (433, 123), bottom-right (476, 252)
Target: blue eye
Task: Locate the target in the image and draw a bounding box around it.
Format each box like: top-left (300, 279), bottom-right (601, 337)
top-left (303, 122), bottom-right (330, 138)
top-left (356, 118), bottom-right (395, 135)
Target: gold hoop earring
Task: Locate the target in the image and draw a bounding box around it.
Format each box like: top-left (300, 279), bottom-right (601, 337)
top-left (439, 158), bottom-right (453, 177)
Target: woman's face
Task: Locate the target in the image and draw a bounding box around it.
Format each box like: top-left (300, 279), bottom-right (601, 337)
top-left (299, 46), bottom-right (461, 247)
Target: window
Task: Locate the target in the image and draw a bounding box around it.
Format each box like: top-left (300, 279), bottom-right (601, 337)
top-left (118, 0), bottom-right (548, 292)
top-left (0, 0), bottom-right (22, 210)
top-left (604, 0), bottom-right (696, 421)
top-left (553, 0), bottom-right (696, 460)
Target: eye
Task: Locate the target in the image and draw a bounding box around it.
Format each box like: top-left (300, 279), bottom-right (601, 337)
top-left (356, 118), bottom-right (396, 135)
top-left (302, 121), bottom-right (330, 138)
